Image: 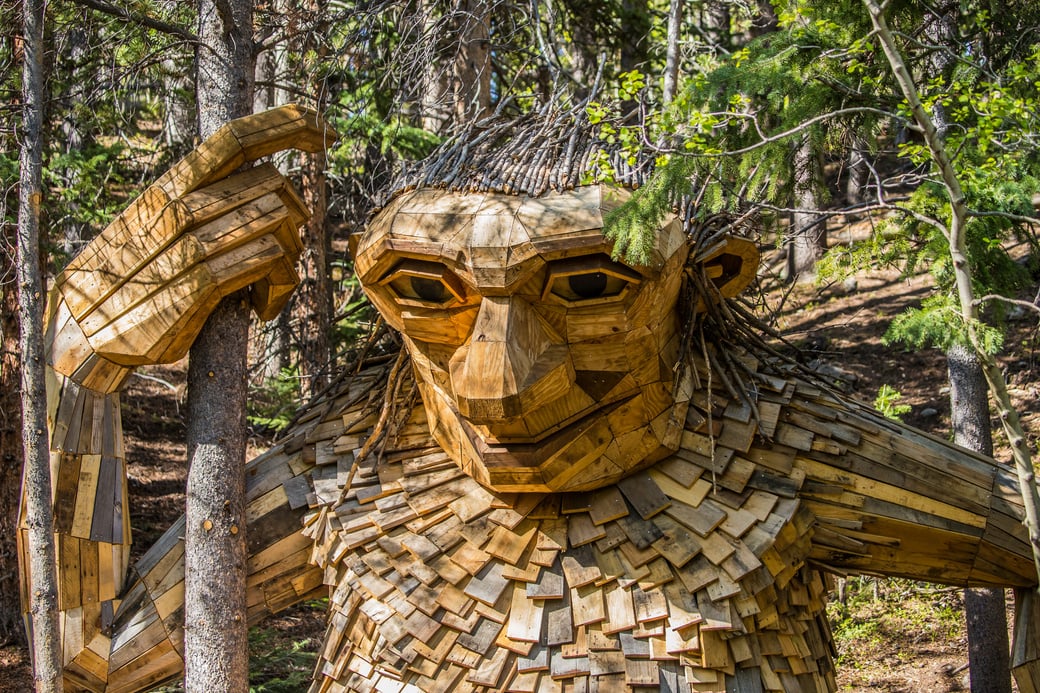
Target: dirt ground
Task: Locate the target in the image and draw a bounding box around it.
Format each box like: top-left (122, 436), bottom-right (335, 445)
top-left (2, 258), bottom-right (1037, 691)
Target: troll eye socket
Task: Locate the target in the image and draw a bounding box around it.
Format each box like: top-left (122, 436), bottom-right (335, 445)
top-left (551, 272), bottom-right (628, 301)
top-left (381, 261), bottom-right (465, 307)
top-left (392, 275), bottom-right (449, 303)
top-left (544, 256), bottom-right (642, 305)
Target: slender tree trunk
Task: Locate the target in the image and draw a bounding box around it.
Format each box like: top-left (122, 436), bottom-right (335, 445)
top-left (787, 137), bottom-right (826, 283)
top-left (185, 0), bottom-right (255, 690)
top-left (57, 24), bottom-right (89, 260)
top-left (949, 345), bottom-right (1012, 692)
top-left (286, 0), bottom-right (331, 400)
top-left (293, 148), bottom-right (331, 399)
top-left (0, 249), bottom-right (22, 645)
top-left (250, 20), bottom-right (291, 383)
top-left (421, 1), bottom-right (454, 133)
top-left (662, 0), bottom-right (683, 105)
top-left (18, 0), bottom-right (64, 688)
top-left (918, 4), bottom-right (1013, 686)
top-left (864, 19), bottom-right (1040, 693)
top-left (845, 136), bottom-right (868, 206)
top-left (452, 0), bottom-right (492, 126)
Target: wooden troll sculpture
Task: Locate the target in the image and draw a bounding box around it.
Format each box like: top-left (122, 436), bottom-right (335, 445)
top-left (20, 105), bottom-right (1040, 693)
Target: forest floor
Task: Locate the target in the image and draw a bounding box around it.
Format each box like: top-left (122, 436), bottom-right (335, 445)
top-left (1, 246), bottom-right (1038, 692)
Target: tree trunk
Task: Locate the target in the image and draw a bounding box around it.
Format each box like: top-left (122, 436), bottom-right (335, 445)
top-left (421, 1), bottom-right (492, 134)
top-left (185, 0), bottom-right (255, 690)
top-left (57, 24), bottom-right (90, 260)
top-left (662, 0), bottom-right (684, 105)
top-left (420, 1), bottom-right (448, 133)
top-left (949, 344), bottom-right (1012, 693)
top-left (786, 137), bottom-right (826, 283)
top-left (18, 0), bottom-right (64, 688)
top-left (250, 20), bottom-right (291, 384)
top-left (286, 0), bottom-right (331, 401)
top-left (845, 136), bottom-right (868, 206)
top-left (919, 2), bottom-right (1013, 687)
top-left (293, 148), bottom-right (332, 399)
top-left (0, 244), bottom-right (23, 646)
top-left (452, 0), bottom-right (492, 127)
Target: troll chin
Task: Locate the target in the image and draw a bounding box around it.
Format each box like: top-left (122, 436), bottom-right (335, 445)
top-left (418, 373), bottom-right (691, 494)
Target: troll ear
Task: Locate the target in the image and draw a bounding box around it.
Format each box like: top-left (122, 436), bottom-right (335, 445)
top-left (348, 231), bottom-right (362, 260)
top-left (698, 236), bottom-right (759, 298)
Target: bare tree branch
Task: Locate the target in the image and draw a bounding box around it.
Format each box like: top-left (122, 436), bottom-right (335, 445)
top-left (70, 0), bottom-right (196, 41)
top-left (974, 294), bottom-right (1040, 316)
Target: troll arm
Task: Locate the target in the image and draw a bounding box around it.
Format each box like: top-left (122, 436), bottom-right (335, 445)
top-left (20, 105), bottom-right (335, 692)
top-left (776, 382), bottom-right (1040, 687)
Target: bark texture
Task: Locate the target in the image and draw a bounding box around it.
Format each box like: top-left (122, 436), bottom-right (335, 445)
top-left (184, 300), bottom-right (251, 692)
top-left (185, 0), bottom-right (255, 690)
top-left (0, 256), bottom-right (22, 645)
top-left (422, 0), bottom-right (492, 134)
top-left (925, 2), bottom-right (1012, 686)
top-left (949, 343), bottom-right (1012, 693)
top-left (787, 137), bottom-right (826, 283)
top-left (293, 148), bottom-right (332, 399)
top-left (662, 0), bottom-right (684, 105)
top-left (19, 0), bottom-right (64, 687)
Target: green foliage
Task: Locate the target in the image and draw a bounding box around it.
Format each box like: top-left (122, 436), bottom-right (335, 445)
top-left (248, 625), bottom-right (320, 693)
top-left (828, 577), bottom-right (964, 669)
top-left (327, 83), bottom-right (442, 177)
top-left (872, 385), bottom-right (912, 421)
top-left (248, 369), bottom-right (302, 433)
top-left (592, 3), bottom-right (887, 263)
top-left (885, 294), bottom-right (1005, 355)
top-left (331, 273), bottom-right (379, 353)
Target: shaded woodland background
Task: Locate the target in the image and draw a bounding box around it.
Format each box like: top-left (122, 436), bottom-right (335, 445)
top-left (3, 0), bottom-right (1040, 690)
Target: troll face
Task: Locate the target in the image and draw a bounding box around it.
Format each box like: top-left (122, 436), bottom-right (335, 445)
top-left (355, 185), bottom-right (756, 493)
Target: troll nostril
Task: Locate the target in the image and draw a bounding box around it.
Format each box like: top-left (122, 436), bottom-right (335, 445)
top-left (476, 334), bottom-right (487, 342)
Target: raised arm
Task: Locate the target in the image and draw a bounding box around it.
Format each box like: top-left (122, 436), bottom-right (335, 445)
top-left (19, 105), bottom-right (335, 692)
top-left (769, 383), bottom-right (1035, 588)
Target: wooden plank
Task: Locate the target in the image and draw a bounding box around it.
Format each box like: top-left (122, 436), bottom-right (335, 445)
top-left (90, 456), bottom-right (119, 543)
top-left (617, 474), bottom-right (670, 519)
top-left (561, 545), bottom-right (603, 588)
top-left (546, 587), bottom-right (574, 646)
top-left (650, 514), bottom-right (702, 568)
top-left (464, 562), bottom-right (510, 607)
top-left (486, 520), bottom-right (538, 565)
top-left (650, 470), bottom-right (711, 509)
top-left (507, 584), bottom-right (545, 643)
top-left (602, 582), bottom-right (636, 635)
top-left (59, 534), bottom-right (82, 610)
top-left (568, 513), bottom-right (607, 547)
top-left (72, 454), bottom-right (102, 539)
top-left (665, 499), bottom-right (726, 538)
top-left (527, 564), bottom-right (565, 600)
top-left (587, 487), bottom-right (628, 525)
top-left (656, 456), bottom-right (705, 488)
top-left (796, 456), bottom-right (987, 529)
top-left (571, 584), bottom-right (606, 626)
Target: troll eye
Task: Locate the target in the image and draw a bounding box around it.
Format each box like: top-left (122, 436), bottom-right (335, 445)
top-left (381, 261), bottom-right (465, 307)
top-left (544, 255), bottom-right (642, 305)
top-left (551, 272), bottom-right (628, 301)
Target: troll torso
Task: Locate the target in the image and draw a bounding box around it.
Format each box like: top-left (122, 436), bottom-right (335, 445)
top-left (234, 347), bottom-right (1026, 693)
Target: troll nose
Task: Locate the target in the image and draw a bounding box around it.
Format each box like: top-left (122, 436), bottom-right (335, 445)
top-left (449, 296), bottom-right (572, 422)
